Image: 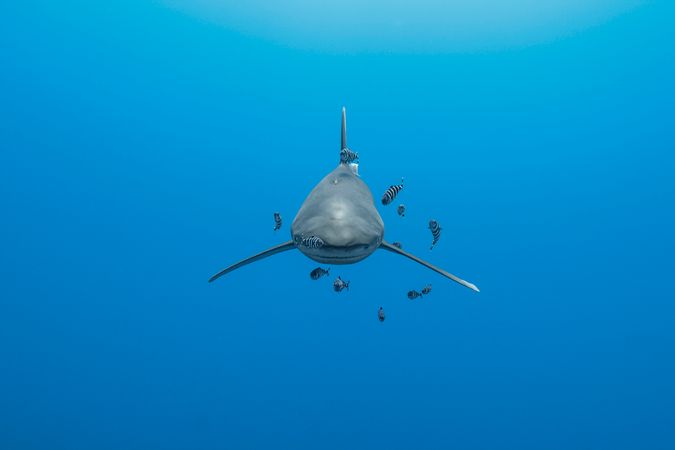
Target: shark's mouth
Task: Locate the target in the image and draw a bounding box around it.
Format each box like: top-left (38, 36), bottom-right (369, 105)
top-left (296, 241), bottom-right (380, 264)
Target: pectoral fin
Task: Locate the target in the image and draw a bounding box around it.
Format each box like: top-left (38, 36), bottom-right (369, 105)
top-left (209, 241), bottom-right (296, 282)
top-left (379, 241), bottom-right (479, 292)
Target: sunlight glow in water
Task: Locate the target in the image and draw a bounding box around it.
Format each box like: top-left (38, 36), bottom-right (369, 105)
top-left (164, 0), bottom-right (643, 52)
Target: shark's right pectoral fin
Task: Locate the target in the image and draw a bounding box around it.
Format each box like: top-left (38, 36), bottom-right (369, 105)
top-left (209, 240), bottom-right (296, 282)
top-left (379, 241), bottom-right (479, 292)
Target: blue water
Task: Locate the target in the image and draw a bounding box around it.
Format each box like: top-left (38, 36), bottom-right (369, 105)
top-left (2, 1), bottom-right (674, 449)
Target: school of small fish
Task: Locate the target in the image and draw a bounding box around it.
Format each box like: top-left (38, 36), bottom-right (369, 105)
top-left (272, 163), bottom-right (450, 321)
top-left (309, 266), bottom-right (352, 297)
top-left (408, 284), bottom-right (432, 300)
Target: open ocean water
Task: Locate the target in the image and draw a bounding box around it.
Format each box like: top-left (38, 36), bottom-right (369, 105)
top-left (1, 1), bottom-right (674, 449)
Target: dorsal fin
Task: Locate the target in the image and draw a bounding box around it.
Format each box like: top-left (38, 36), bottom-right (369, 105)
top-left (341, 107), bottom-right (347, 150)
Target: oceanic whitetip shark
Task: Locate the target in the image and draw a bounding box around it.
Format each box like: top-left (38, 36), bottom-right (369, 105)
top-left (209, 108), bottom-right (479, 292)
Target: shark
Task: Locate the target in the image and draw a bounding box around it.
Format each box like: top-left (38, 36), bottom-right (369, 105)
top-left (209, 108), bottom-right (479, 292)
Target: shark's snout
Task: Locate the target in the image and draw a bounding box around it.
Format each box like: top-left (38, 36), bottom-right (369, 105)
top-left (291, 162), bottom-right (384, 265)
top-left (292, 215), bottom-right (383, 264)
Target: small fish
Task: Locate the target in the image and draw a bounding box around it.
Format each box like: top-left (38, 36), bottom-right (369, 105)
top-left (301, 235), bottom-right (324, 249)
top-left (340, 148), bottom-right (359, 164)
top-left (392, 241), bottom-right (403, 249)
top-left (428, 219), bottom-right (442, 250)
top-left (310, 267), bottom-right (330, 280)
top-left (421, 284), bottom-right (432, 295)
top-left (333, 276), bottom-right (350, 293)
top-left (381, 179), bottom-right (404, 205)
top-left (397, 204), bottom-right (406, 217)
top-left (273, 212), bottom-right (282, 231)
top-left (407, 290), bottom-right (422, 300)
top-left (378, 307), bottom-right (385, 322)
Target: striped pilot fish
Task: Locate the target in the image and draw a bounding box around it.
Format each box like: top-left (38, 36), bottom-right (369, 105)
top-left (300, 235), bottom-right (325, 249)
top-left (340, 147), bottom-right (359, 164)
top-left (392, 241), bottom-right (403, 249)
top-left (273, 212), bottom-right (282, 231)
top-left (428, 220), bottom-right (442, 250)
top-left (378, 307), bottom-right (385, 322)
top-left (397, 204), bottom-right (406, 217)
top-left (381, 179), bottom-right (404, 205)
top-left (407, 290), bottom-right (422, 300)
top-left (421, 284), bottom-right (432, 295)
top-left (333, 276), bottom-right (350, 292)
top-left (309, 266), bottom-right (330, 280)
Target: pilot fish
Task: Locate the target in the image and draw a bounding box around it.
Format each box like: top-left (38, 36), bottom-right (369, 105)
top-left (333, 276), bottom-right (350, 292)
top-left (273, 212), bottom-right (282, 231)
top-left (378, 307), bottom-right (385, 322)
top-left (381, 179), bottom-right (404, 205)
top-left (421, 284), bottom-right (432, 295)
top-left (310, 267), bottom-right (330, 280)
top-left (301, 235), bottom-right (324, 249)
top-left (340, 148), bottom-right (359, 164)
top-left (397, 204), bottom-right (406, 217)
top-left (428, 220), bottom-right (441, 250)
top-left (407, 290), bottom-right (422, 300)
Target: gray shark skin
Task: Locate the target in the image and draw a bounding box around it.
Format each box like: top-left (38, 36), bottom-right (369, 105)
top-left (291, 163), bottom-right (384, 264)
top-left (209, 108), bottom-right (479, 292)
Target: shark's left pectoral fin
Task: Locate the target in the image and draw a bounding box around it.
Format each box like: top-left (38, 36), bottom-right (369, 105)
top-left (209, 240), bottom-right (296, 282)
top-left (379, 241), bottom-right (479, 292)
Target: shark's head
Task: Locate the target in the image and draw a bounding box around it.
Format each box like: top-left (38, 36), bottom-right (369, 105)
top-left (209, 107), bottom-right (479, 292)
top-left (291, 164), bottom-right (384, 264)
top-left (290, 107), bottom-right (384, 264)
